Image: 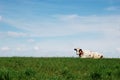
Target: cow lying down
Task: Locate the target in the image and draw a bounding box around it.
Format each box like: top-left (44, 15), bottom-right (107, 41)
top-left (74, 48), bottom-right (103, 59)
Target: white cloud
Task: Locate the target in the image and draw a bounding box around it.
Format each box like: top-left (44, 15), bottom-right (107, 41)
top-left (27, 39), bottom-right (35, 42)
top-left (106, 6), bottom-right (120, 11)
top-left (33, 46), bottom-right (40, 51)
top-left (4, 14), bottom-right (120, 38)
top-left (16, 47), bottom-right (22, 51)
top-left (116, 48), bottom-right (120, 52)
top-left (1, 14), bottom-right (120, 57)
top-left (54, 14), bottom-right (80, 21)
top-left (7, 31), bottom-right (28, 37)
top-left (15, 47), bottom-right (30, 52)
top-left (0, 16), bottom-right (2, 21)
top-left (1, 47), bottom-right (10, 51)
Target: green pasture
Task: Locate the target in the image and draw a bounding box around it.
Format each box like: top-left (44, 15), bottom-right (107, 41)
top-left (0, 57), bottom-right (120, 80)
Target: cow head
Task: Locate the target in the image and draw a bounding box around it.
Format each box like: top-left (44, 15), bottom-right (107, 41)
top-left (74, 48), bottom-right (83, 57)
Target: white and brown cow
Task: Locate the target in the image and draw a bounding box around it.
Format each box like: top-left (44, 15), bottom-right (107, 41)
top-left (74, 48), bottom-right (103, 58)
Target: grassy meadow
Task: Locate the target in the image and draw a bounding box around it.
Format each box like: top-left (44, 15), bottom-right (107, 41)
top-left (0, 57), bottom-right (120, 80)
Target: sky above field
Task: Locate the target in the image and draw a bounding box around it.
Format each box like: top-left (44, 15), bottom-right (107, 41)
top-left (0, 0), bottom-right (120, 57)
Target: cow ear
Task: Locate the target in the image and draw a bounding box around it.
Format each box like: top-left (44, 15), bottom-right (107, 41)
top-left (74, 48), bottom-right (77, 51)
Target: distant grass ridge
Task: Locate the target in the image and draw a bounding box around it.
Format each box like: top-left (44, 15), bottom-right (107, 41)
top-left (0, 57), bottom-right (120, 80)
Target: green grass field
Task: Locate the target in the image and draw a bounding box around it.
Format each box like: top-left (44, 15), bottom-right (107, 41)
top-left (0, 57), bottom-right (120, 80)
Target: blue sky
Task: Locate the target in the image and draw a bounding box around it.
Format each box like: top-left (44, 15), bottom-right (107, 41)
top-left (0, 0), bottom-right (120, 57)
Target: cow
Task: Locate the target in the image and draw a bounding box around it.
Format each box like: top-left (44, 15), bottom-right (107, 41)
top-left (74, 48), bottom-right (103, 58)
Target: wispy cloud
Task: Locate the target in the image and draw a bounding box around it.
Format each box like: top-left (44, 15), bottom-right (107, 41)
top-left (27, 39), bottom-right (35, 43)
top-left (16, 47), bottom-right (22, 51)
top-left (1, 0), bottom-right (120, 57)
top-left (1, 46), bottom-right (10, 51)
top-left (33, 46), bottom-right (41, 51)
top-left (53, 14), bottom-right (80, 21)
top-left (3, 14), bottom-right (120, 39)
top-left (116, 48), bottom-right (120, 53)
top-left (105, 6), bottom-right (120, 11)
top-left (0, 16), bottom-right (2, 21)
top-left (7, 31), bottom-right (28, 37)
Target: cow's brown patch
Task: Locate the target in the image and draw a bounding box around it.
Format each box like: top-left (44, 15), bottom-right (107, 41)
top-left (79, 49), bottom-right (83, 57)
